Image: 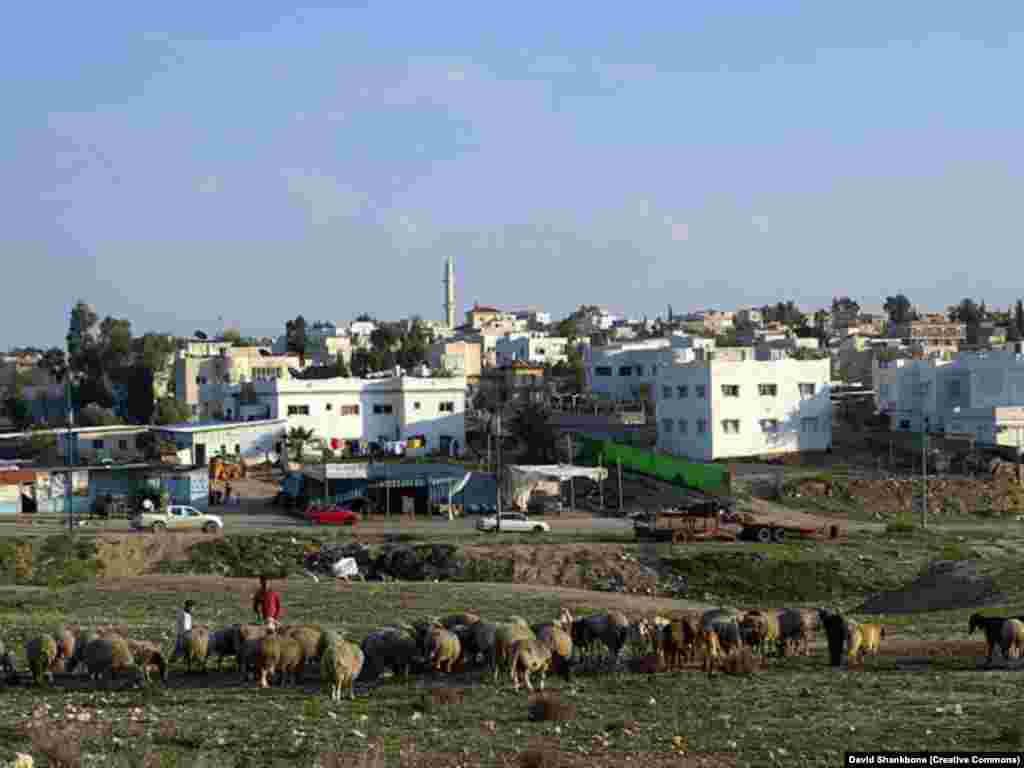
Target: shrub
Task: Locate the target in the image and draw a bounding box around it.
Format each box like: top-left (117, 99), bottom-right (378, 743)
top-left (885, 516), bottom-right (917, 535)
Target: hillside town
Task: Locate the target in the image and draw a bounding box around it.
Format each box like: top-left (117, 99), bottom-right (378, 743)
top-left (6, 4), bottom-right (1024, 765)
top-left (4, 265), bottom-right (1024, 520)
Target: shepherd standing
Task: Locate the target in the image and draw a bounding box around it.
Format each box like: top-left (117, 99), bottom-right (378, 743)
top-left (253, 575), bottom-right (282, 631)
top-left (171, 599), bottom-right (195, 661)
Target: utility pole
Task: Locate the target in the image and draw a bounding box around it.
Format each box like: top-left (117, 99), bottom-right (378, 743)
top-left (921, 428), bottom-right (928, 529)
top-left (617, 458), bottom-right (624, 514)
top-left (495, 409), bottom-right (502, 532)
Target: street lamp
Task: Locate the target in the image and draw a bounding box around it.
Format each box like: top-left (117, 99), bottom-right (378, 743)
top-left (308, 437), bottom-right (330, 504)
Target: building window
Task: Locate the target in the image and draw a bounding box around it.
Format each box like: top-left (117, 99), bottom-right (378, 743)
top-left (618, 366), bottom-right (633, 377)
top-left (439, 401), bottom-right (455, 413)
top-left (696, 385), bottom-right (706, 399)
top-left (287, 405), bottom-right (310, 416)
top-left (759, 384), bottom-right (778, 397)
top-left (678, 419), bottom-right (688, 434)
top-left (722, 419), bottom-right (740, 434)
top-left (801, 417), bottom-right (819, 433)
top-left (662, 386), bottom-right (673, 399)
top-left (373, 404), bottom-right (394, 415)
top-left (697, 419), bottom-right (707, 434)
top-left (325, 403), bottom-right (333, 411)
top-left (662, 418), bottom-right (674, 433)
top-left (413, 401), bottom-right (421, 410)
top-left (948, 380), bottom-right (961, 398)
top-left (760, 419), bottom-right (779, 433)
top-left (676, 385), bottom-right (688, 398)
top-left (799, 383), bottom-right (816, 397)
top-left (898, 419), bottom-right (911, 430)
top-left (595, 366), bottom-right (612, 377)
top-left (93, 440), bottom-right (104, 449)
top-left (341, 405), bottom-right (360, 416)
top-left (118, 439), bottom-right (128, 450)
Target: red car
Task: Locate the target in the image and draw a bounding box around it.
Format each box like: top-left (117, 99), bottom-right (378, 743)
top-left (304, 503), bottom-right (360, 526)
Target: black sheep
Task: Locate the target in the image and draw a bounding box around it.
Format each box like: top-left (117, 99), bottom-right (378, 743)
top-left (968, 613), bottom-right (1014, 666)
top-left (819, 609), bottom-right (846, 667)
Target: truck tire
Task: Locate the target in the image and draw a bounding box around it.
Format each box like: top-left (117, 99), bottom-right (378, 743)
top-left (755, 526), bottom-right (772, 544)
top-left (772, 527), bottom-right (786, 543)
top-left (152, 521), bottom-right (166, 534)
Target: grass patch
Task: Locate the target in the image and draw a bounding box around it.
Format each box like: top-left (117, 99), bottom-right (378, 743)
top-left (660, 549), bottom-right (901, 604)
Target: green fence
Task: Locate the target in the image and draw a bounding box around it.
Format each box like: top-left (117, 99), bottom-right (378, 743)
top-left (577, 437), bottom-right (731, 496)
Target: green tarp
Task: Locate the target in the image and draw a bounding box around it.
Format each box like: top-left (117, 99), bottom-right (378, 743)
top-left (577, 437), bottom-right (731, 495)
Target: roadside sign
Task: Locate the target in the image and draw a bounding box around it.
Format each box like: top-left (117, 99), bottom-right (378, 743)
top-left (325, 463), bottom-right (369, 479)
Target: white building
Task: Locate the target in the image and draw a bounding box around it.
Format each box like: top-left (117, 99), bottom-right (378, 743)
top-left (495, 333), bottom-right (569, 367)
top-left (655, 354), bottom-right (832, 460)
top-left (219, 375), bottom-right (468, 456)
top-left (586, 335), bottom-right (716, 401)
top-left (873, 350), bottom-right (1024, 447)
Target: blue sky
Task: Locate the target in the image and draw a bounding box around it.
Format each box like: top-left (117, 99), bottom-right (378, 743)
top-left (4, 2), bottom-right (1023, 348)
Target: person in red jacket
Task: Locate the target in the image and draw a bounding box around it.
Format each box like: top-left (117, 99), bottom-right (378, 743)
top-left (253, 575), bottom-right (282, 630)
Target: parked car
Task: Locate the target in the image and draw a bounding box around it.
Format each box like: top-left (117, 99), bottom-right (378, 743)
top-left (305, 503), bottom-right (360, 526)
top-left (131, 505), bottom-right (224, 534)
top-left (476, 512), bottom-right (550, 533)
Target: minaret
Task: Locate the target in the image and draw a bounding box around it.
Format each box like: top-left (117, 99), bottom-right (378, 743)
top-left (443, 256), bottom-right (456, 329)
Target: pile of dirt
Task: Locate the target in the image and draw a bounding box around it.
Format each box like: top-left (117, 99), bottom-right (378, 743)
top-left (857, 559), bottom-right (1006, 614)
top-left (463, 543), bottom-right (661, 594)
top-left (789, 476), bottom-right (1024, 517)
top-left (94, 533), bottom-right (206, 578)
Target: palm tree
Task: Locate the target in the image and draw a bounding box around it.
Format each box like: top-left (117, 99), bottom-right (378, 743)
top-left (286, 426), bottom-right (316, 461)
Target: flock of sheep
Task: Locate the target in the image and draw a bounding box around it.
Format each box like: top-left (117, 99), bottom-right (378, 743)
top-left (5, 606), bottom-right (1022, 700)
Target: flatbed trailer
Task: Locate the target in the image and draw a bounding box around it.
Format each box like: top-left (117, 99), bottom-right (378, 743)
top-left (635, 506), bottom-right (839, 544)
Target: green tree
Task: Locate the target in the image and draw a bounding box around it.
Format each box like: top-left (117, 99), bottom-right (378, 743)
top-left (285, 316), bottom-right (308, 366)
top-left (153, 397), bottom-right (191, 425)
top-left (78, 403), bottom-right (121, 427)
top-left (884, 294), bottom-right (915, 325)
top-left (98, 316), bottom-right (133, 369)
top-left (398, 318), bottom-right (430, 368)
top-left (137, 333), bottom-right (177, 374)
top-left (219, 328), bottom-right (242, 344)
top-left (67, 300), bottom-right (99, 372)
top-left (286, 426), bottom-right (316, 461)
top-left (334, 356), bottom-right (351, 377)
top-left (1015, 300), bottom-right (1024, 339)
top-left (511, 404), bottom-right (556, 463)
top-left (949, 298), bottom-right (982, 324)
top-left (354, 313), bottom-right (373, 322)
top-left (3, 397), bottom-right (31, 430)
top-left (564, 344), bottom-right (586, 393)
top-left (350, 349), bottom-right (372, 377)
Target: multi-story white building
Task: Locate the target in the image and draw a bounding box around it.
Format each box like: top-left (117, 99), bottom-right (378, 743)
top-left (586, 335), bottom-right (716, 401)
top-left (175, 347), bottom-right (300, 421)
top-left (873, 350), bottom-right (1024, 447)
top-left (495, 333), bottom-right (569, 367)
top-left (655, 353), bottom-right (832, 460)
top-left (219, 375), bottom-right (468, 456)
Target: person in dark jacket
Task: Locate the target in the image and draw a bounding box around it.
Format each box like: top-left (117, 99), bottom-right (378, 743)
top-left (819, 609), bottom-right (846, 667)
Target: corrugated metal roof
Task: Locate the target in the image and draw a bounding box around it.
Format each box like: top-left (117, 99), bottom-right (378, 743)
top-left (155, 418), bottom-right (287, 434)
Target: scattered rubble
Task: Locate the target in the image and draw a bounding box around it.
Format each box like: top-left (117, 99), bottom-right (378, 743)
top-left (786, 475), bottom-right (1024, 517)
